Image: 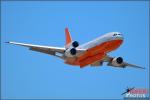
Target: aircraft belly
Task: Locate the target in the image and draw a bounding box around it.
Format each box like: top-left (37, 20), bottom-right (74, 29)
top-left (78, 52), bottom-right (106, 68)
top-left (64, 40), bottom-right (123, 67)
top-left (76, 40), bottom-right (122, 68)
top-left (65, 57), bottom-right (79, 66)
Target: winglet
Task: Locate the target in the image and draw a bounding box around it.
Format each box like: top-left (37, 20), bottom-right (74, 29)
top-left (65, 28), bottom-right (72, 48)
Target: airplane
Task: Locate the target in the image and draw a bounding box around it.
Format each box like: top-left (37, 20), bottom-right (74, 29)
top-left (121, 87), bottom-right (135, 95)
top-left (6, 28), bottom-right (145, 69)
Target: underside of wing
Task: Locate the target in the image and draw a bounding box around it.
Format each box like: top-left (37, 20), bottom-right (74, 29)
top-left (103, 55), bottom-right (145, 69)
top-left (6, 41), bottom-right (66, 58)
top-left (123, 62), bottom-right (145, 69)
top-left (6, 41), bottom-right (87, 59)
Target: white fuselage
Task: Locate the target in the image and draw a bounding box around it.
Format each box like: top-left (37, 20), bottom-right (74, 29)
top-left (78, 32), bottom-right (123, 50)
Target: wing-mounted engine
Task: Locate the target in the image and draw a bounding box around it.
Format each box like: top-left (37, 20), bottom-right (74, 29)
top-left (72, 41), bottom-right (79, 48)
top-left (65, 41), bottom-right (80, 57)
top-left (107, 57), bottom-right (125, 68)
top-left (66, 41), bottom-right (79, 48)
top-left (105, 55), bottom-right (144, 69)
top-left (64, 28), bottom-right (81, 57)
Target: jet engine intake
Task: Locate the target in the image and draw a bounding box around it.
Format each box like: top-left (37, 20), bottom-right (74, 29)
top-left (72, 41), bottom-right (79, 48)
top-left (109, 57), bottom-right (124, 67)
top-left (65, 48), bottom-right (77, 57)
top-left (70, 48), bottom-right (76, 55)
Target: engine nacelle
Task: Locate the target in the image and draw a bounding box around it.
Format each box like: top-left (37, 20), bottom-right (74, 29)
top-left (70, 48), bottom-right (76, 55)
top-left (65, 48), bottom-right (77, 57)
top-left (110, 57), bottom-right (123, 67)
top-left (65, 41), bottom-right (79, 57)
top-left (72, 41), bottom-right (79, 48)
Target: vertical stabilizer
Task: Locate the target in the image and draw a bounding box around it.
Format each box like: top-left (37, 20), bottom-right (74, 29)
top-left (65, 28), bottom-right (72, 48)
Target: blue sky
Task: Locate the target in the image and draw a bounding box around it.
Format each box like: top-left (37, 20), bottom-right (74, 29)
top-left (1, 1), bottom-right (149, 99)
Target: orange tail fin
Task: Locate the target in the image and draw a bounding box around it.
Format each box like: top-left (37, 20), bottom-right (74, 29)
top-left (65, 28), bottom-right (72, 47)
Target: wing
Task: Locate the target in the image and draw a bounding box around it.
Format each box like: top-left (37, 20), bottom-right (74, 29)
top-left (6, 41), bottom-right (66, 59)
top-left (103, 55), bottom-right (145, 69)
top-left (90, 55), bottom-right (145, 69)
top-left (6, 41), bottom-right (87, 59)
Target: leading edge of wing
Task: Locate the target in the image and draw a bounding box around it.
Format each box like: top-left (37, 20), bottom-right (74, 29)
top-left (123, 62), bottom-right (145, 69)
top-left (103, 55), bottom-right (145, 69)
top-left (5, 41), bottom-right (87, 53)
top-left (5, 41), bottom-right (66, 53)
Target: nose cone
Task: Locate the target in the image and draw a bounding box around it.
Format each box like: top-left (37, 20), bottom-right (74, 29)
top-left (116, 34), bottom-right (124, 40)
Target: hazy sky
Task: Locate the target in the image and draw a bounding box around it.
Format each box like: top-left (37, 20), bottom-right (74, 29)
top-left (1, 1), bottom-right (149, 99)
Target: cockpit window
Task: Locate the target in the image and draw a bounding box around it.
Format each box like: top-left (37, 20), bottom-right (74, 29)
top-left (113, 33), bottom-right (121, 36)
top-left (113, 34), bottom-right (117, 36)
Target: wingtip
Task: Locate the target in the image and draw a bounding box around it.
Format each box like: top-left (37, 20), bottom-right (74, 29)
top-left (141, 67), bottom-right (146, 70)
top-left (5, 41), bottom-right (10, 43)
top-left (135, 66), bottom-right (146, 70)
top-left (135, 65), bottom-right (146, 69)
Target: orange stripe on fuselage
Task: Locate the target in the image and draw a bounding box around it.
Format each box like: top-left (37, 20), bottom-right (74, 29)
top-left (89, 39), bottom-right (123, 53)
top-left (65, 39), bottom-right (123, 67)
